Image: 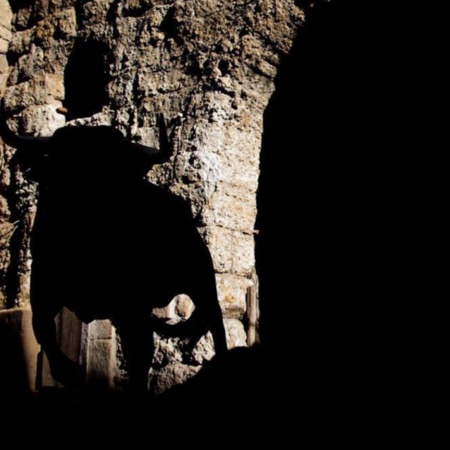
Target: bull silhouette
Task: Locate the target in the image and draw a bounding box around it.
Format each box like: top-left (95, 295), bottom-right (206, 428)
top-left (0, 102), bottom-right (227, 393)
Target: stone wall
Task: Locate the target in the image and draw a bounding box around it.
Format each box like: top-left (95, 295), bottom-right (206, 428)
top-left (0, 0), bottom-right (13, 309)
top-left (0, 0), bottom-right (303, 391)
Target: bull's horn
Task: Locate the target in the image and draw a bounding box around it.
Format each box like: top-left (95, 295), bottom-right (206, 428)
top-left (0, 98), bottom-right (51, 148)
top-left (128, 113), bottom-right (171, 163)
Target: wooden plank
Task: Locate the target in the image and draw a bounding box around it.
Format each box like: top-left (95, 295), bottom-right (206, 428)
top-left (246, 269), bottom-right (259, 347)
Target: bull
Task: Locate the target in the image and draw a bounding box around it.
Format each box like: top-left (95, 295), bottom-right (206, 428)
top-left (0, 102), bottom-right (227, 393)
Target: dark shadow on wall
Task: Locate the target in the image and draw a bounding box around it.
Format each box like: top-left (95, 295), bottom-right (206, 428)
top-left (63, 39), bottom-right (109, 120)
top-left (0, 116), bottom-right (227, 397)
top-left (1, 0), bottom-right (446, 443)
top-left (255, 0), bottom-right (446, 432)
top-left (8, 0), bottom-right (33, 13)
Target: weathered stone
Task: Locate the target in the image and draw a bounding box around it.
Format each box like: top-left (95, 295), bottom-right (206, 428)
top-left (149, 363), bottom-right (201, 396)
top-left (231, 231), bottom-right (256, 276)
top-left (0, 306), bottom-right (40, 394)
top-left (216, 273), bottom-right (252, 319)
top-left (206, 226), bottom-right (255, 276)
top-left (54, 8), bottom-right (77, 39)
top-left (76, 0), bottom-right (117, 39)
top-left (44, 74), bottom-right (64, 101)
top-left (20, 104), bottom-right (66, 135)
top-left (0, 69), bottom-right (9, 93)
top-left (4, 80), bottom-right (48, 111)
top-left (89, 319), bottom-right (114, 340)
top-left (0, 196), bottom-right (10, 219)
top-left (151, 318), bottom-right (247, 391)
top-left (0, 54), bottom-right (8, 74)
top-left (225, 318), bottom-right (248, 349)
top-left (174, 294), bottom-right (195, 319)
top-left (87, 338), bottom-right (115, 388)
top-left (14, 7), bottom-right (33, 31)
top-left (153, 336), bottom-right (184, 366)
top-left (0, 1), bottom-right (12, 33)
top-left (191, 332), bottom-right (216, 365)
top-left (7, 29), bottom-right (33, 59)
top-left (207, 183), bottom-right (257, 232)
top-left (0, 221), bottom-right (14, 291)
top-left (207, 226), bottom-right (233, 273)
top-left (152, 302), bottom-right (176, 321)
top-left (152, 295), bottom-right (197, 321)
top-left (0, 37), bottom-right (9, 54)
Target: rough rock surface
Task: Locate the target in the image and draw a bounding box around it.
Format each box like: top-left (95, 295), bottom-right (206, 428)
top-left (0, 0), bottom-right (303, 390)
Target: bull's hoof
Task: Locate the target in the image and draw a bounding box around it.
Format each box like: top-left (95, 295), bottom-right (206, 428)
top-left (50, 356), bottom-right (85, 388)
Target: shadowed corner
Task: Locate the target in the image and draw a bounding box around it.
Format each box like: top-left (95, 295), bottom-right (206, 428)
top-left (256, 0), bottom-right (446, 441)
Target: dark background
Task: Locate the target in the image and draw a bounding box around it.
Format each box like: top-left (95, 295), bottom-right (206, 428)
top-left (1, 0), bottom-right (445, 444)
top-left (256, 0), bottom-right (446, 435)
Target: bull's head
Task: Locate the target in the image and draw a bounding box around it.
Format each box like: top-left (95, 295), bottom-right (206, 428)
top-left (0, 99), bottom-right (171, 181)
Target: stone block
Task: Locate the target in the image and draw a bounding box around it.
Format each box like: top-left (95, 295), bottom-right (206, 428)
top-left (231, 231), bottom-right (256, 275)
top-left (191, 332), bottom-right (215, 364)
top-left (89, 319), bottom-right (114, 340)
top-left (0, 307), bottom-right (40, 395)
top-left (174, 294), bottom-right (195, 319)
top-left (87, 338), bottom-right (115, 388)
top-left (207, 226), bottom-right (233, 273)
top-left (225, 318), bottom-right (247, 349)
top-left (8, 29), bottom-right (33, 57)
top-left (0, 54), bottom-right (8, 73)
top-left (207, 186), bottom-right (257, 232)
top-left (20, 103), bottom-right (66, 135)
top-left (149, 363), bottom-right (200, 396)
top-left (216, 273), bottom-right (252, 319)
top-left (0, 37), bottom-right (9, 54)
top-left (44, 73), bottom-right (65, 101)
top-left (206, 226), bottom-right (255, 276)
top-left (0, 2), bottom-right (12, 31)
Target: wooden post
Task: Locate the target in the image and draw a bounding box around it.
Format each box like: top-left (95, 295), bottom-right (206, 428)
top-left (247, 268), bottom-right (259, 347)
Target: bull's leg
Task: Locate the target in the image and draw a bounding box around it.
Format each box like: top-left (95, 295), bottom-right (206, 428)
top-left (187, 292), bottom-right (227, 356)
top-left (32, 306), bottom-right (83, 386)
top-left (114, 315), bottom-right (155, 396)
top-left (31, 268), bottom-right (83, 387)
top-left (207, 298), bottom-right (228, 355)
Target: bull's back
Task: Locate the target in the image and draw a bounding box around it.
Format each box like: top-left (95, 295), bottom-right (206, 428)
top-left (30, 180), bottom-right (215, 319)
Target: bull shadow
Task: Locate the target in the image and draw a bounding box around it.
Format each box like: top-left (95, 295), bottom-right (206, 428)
top-left (0, 117), bottom-right (227, 398)
top-left (1, 0), bottom-right (445, 442)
